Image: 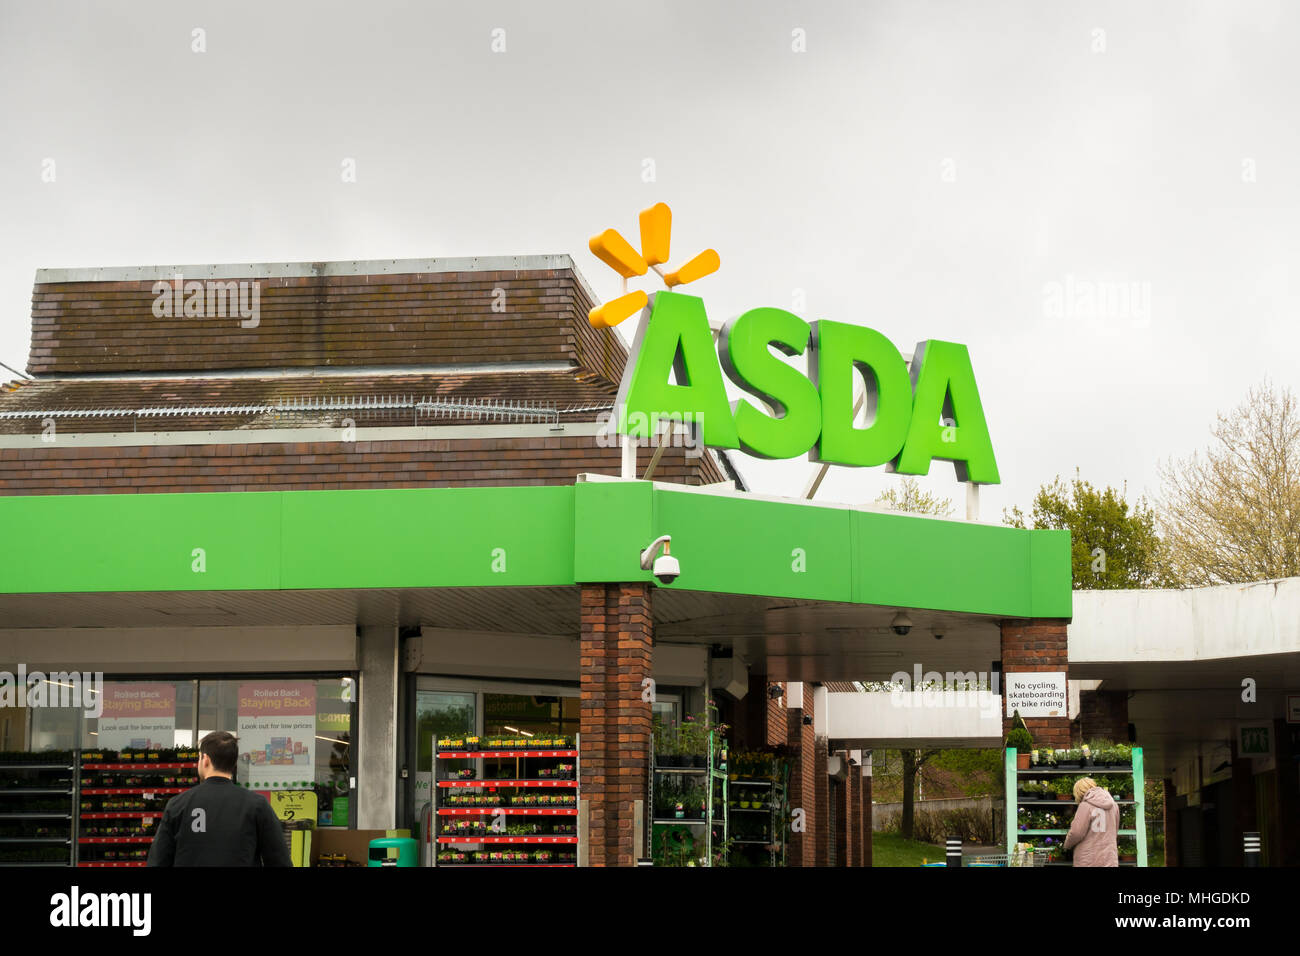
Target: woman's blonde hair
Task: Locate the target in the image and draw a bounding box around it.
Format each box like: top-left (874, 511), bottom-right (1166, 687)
top-left (1073, 777), bottom-right (1098, 801)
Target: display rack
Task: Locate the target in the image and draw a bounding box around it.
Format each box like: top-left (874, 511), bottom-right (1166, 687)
top-left (77, 749), bottom-right (199, 867)
top-left (0, 752), bottom-right (77, 867)
top-left (726, 757), bottom-right (788, 867)
top-left (431, 734), bottom-right (580, 867)
top-left (649, 729), bottom-right (728, 866)
top-left (1004, 747), bottom-right (1146, 867)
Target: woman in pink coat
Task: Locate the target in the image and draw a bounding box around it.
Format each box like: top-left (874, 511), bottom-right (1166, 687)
top-left (1062, 777), bottom-right (1119, 867)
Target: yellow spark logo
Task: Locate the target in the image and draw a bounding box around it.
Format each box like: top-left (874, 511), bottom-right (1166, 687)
top-left (587, 202), bottom-right (720, 328)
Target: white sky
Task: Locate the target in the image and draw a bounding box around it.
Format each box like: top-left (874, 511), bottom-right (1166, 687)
top-left (1, 0), bottom-right (1296, 518)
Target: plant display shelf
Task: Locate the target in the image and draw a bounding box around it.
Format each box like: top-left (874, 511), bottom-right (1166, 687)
top-left (78, 753), bottom-right (197, 868)
top-left (437, 750), bottom-right (576, 760)
top-left (1017, 767), bottom-right (1134, 775)
top-left (81, 763), bottom-right (193, 771)
top-left (1005, 746), bottom-right (1147, 867)
top-left (437, 808), bottom-right (576, 816)
top-left (726, 766), bottom-right (788, 867)
top-left (436, 836), bottom-right (577, 844)
top-left (430, 735), bottom-right (581, 868)
top-left (79, 862), bottom-right (146, 868)
top-left (0, 754), bottom-right (77, 867)
top-left (436, 780), bottom-right (576, 789)
top-left (649, 730), bottom-right (728, 867)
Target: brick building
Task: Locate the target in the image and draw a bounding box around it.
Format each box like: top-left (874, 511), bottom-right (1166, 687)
top-left (0, 255), bottom-right (1073, 867)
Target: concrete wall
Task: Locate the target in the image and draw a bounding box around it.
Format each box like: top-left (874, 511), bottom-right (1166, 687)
top-left (1071, 579), bottom-right (1300, 662)
top-left (0, 625), bottom-right (357, 672)
top-left (827, 690), bottom-right (1003, 748)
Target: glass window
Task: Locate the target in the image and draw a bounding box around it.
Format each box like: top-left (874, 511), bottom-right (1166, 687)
top-left (197, 676), bottom-right (353, 828)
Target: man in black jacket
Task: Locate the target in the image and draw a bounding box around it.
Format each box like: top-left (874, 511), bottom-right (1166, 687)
top-left (147, 731), bottom-right (292, 867)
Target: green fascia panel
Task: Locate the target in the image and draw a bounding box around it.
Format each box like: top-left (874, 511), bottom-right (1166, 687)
top-left (852, 512), bottom-right (1070, 618)
top-left (1028, 529), bottom-right (1073, 618)
top-left (573, 480), bottom-right (653, 583)
top-left (281, 486), bottom-right (574, 589)
top-left (0, 484), bottom-right (1071, 619)
top-left (0, 491), bottom-right (283, 593)
top-left (652, 489), bottom-right (852, 602)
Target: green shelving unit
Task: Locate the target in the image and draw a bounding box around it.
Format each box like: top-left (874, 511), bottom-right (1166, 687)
top-left (1005, 747), bottom-right (1146, 866)
top-left (649, 729), bottom-right (728, 866)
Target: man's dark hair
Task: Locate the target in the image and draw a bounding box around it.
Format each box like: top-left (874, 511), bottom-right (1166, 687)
top-left (199, 731), bottom-right (239, 774)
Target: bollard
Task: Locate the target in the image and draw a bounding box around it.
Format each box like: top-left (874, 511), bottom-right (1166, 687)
top-left (946, 836), bottom-right (963, 867)
top-left (1243, 831), bottom-right (1260, 867)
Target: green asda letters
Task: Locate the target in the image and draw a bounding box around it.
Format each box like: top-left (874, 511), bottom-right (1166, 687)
top-left (614, 291), bottom-right (999, 484)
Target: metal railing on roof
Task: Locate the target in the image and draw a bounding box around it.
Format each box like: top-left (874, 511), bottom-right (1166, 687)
top-left (0, 395), bottom-right (615, 429)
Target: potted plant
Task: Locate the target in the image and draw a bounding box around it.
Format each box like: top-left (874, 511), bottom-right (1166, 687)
top-left (1118, 840), bottom-right (1137, 863)
top-left (1055, 777), bottom-right (1075, 801)
top-left (1058, 747), bottom-right (1083, 769)
top-left (1005, 727), bottom-right (1034, 770)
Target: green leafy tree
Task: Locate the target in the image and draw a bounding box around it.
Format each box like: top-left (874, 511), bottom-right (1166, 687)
top-left (1004, 473), bottom-right (1175, 589)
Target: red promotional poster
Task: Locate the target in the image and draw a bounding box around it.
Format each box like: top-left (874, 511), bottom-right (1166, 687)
top-left (236, 682), bottom-right (316, 789)
top-left (97, 682), bottom-right (177, 751)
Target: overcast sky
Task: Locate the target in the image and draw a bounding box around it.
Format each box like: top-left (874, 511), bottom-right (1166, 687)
top-left (1, 0), bottom-right (1296, 518)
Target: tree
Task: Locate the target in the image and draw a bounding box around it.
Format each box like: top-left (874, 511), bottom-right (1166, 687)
top-left (874, 476), bottom-right (953, 517)
top-left (870, 478), bottom-right (953, 839)
top-left (1004, 473), bottom-right (1174, 589)
top-left (899, 748), bottom-right (940, 840)
top-left (1158, 380), bottom-right (1300, 585)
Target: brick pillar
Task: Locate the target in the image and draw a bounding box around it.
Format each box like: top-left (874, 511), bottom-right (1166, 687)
top-left (863, 770), bottom-right (873, 867)
top-left (845, 759), bottom-right (858, 866)
top-left (767, 681), bottom-right (788, 746)
top-left (579, 582), bottom-right (652, 867)
top-left (1000, 620), bottom-right (1070, 749)
top-left (814, 738), bottom-right (830, 866)
top-left (786, 683), bottom-right (817, 866)
top-left (1163, 778), bottom-right (1179, 868)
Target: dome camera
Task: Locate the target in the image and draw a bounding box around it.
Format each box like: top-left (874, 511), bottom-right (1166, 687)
top-left (891, 611), bottom-right (913, 636)
top-left (640, 534), bottom-right (679, 586)
top-left (651, 553), bottom-right (680, 585)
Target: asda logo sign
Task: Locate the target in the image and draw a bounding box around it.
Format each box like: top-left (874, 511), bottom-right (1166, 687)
top-left (615, 291), bottom-right (999, 484)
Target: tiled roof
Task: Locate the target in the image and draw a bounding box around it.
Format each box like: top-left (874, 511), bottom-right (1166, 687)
top-left (0, 368), bottom-right (617, 434)
top-left (28, 262), bottom-right (626, 382)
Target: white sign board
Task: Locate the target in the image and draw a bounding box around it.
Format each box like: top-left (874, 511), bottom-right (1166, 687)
top-left (1004, 672), bottom-right (1067, 718)
top-left (1287, 695), bottom-right (1300, 724)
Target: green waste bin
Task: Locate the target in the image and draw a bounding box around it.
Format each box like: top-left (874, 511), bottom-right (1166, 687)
top-left (367, 837), bottom-right (418, 868)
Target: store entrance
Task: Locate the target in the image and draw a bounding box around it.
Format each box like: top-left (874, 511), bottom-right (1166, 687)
top-left (410, 677), bottom-right (580, 860)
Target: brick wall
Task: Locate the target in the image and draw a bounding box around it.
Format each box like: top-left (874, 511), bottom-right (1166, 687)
top-left (786, 683), bottom-right (817, 866)
top-left (863, 773), bottom-right (873, 867)
top-left (0, 435), bottom-right (729, 495)
top-left (578, 582), bottom-right (652, 867)
top-left (1075, 688), bottom-right (1129, 744)
top-left (814, 738), bottom-right (829, 866)
top-left (1000, 620), bottom-right (1070, 750)
top-left (767, 682), bottom-right (788, 747)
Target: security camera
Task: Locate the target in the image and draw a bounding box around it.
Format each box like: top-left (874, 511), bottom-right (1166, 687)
top-left (640, 534), bottom-right (679, 585)
top-left (652, 553), bottom-right (680, 585)
top-left (891, 611), bottom-right (912, 636)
